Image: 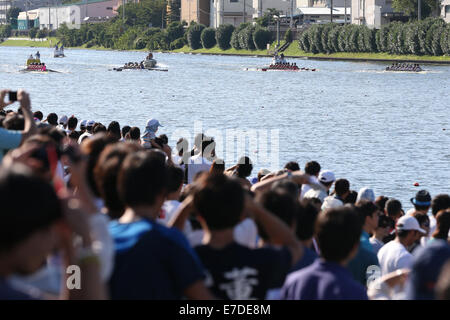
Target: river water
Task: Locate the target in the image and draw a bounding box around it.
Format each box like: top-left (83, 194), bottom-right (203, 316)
top-left (1, 46), bottom-right (449, 210)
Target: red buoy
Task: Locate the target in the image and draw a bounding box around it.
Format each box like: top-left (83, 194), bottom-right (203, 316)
top-left (414, 182), bottom-right (420, 187)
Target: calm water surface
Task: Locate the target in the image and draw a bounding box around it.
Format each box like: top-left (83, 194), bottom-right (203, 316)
top-left (1, 46), bottom-right (449, 210)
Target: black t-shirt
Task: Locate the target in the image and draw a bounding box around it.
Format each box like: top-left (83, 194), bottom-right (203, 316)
top-left (195, 242), bottom-right (292, 300)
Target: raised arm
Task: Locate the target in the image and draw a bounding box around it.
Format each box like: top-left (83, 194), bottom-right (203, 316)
top-left (17, 90), bottom-right (37, 143)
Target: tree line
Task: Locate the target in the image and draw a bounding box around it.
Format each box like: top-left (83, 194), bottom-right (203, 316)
top-left (299, 18), bottom-right (450, 56)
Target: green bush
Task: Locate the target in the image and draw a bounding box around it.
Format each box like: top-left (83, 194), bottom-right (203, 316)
top-left (253, 27), bottom-right (271, 50)
top-left (337, 24), bottom-right (351, 52)
top-left (284, 28), bottom-right (293, 42)
top-left (376, 24), bottom-right (391, 52)
top-left (166, 22), bottom-right (184, 43)
top-left (320, 24), bottom-right (334, 53)
top-left (238, 26), bottom-right (256, 50)
top-left (215, 24), bottom-right (234, 50)
top-left (200, 27), bottom-right (216, 49)
top-left (298, 30), bottom-right (309, 52)
top-left (404, 22), bottom-right (420, 54)
top-left (170, 37), bottom-right (186, 50)
top-left (230, 29), bottom-right (240, 49)
top-left (327, 25), bottom-right (341, 53)
top-left (0, 24), bottom-right (12, 38)
top-left (29, 27), bottom-right (38, 40)
top-left (424, 19), bottom-right (445, 55)
top-left (187, 23), bottom-right (205, 50)
top-left (418, 18), bottom-right (436, 54)
top-left (440, 25), bottom-right (450, 55)
top-left (134, 37), bottom-right (147, 49)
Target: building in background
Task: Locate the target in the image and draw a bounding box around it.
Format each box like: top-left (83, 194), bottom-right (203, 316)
top-left (442, 0), bottom-right (450, 22)
top-left (181, 0), bottom-right (210, 25)
top-left (351, 0), bottom-right (407, 28)
top-left (0, 0), bottom-right (12, 24)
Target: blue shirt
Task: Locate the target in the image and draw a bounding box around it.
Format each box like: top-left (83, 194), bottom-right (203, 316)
top-left (405, 239), bottom-right (450, 300)
top-left (290, 246), bottom-right (319, 273)
top-left (0, 277), bottom-right (39, 300)
top-left (360, 231), bottom-right (374, 253)
top-left (281, 260), bottom-right (368, 300)
top-left (108, 218), bottom-right (205, 300)
top-left (0, 127), bottom-right (22, 162)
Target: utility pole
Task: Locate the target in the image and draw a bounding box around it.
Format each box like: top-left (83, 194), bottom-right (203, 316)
top-left (197, 0), bottom-right (199, 23)
top-left (344, 0), bottom-right (347, 24)
top-left (243, 0), bottom-right (246, 23)
top-left (330, 0), bottom-right (333, 23)
top-left (418, 0), bottom-right (421, 20)
top-left (289, 0), bottom-right (293, 29)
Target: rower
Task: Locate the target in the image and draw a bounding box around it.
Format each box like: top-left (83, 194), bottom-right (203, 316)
top-left (35, 51), bottom-right (40, 59)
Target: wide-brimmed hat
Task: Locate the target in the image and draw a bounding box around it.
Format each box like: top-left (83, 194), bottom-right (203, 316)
top-left (410, 190), bottom-right (431, 207)
top-left (142, 119), bottom-right (163, 136)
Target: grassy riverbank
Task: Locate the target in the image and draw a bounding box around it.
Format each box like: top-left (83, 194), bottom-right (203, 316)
top-left (0, 37), bottom-right (60, 48)
top-left (173, 40), bottom-right (450, 63)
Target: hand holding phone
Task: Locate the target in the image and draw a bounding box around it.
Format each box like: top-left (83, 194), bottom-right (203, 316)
top-left (8, 91), bottom-right (17, 102)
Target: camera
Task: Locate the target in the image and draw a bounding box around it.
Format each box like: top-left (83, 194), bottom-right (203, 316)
top-left (8, 91), bottom-right (17, 102)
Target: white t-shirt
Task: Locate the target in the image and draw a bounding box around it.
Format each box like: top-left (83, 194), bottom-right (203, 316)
top-left (78, 132), bottom-right (92, 144)
top-left (186, 154), bottom-right (212, 184)
top-left (303, 188), bottom-right (328, 203)
top-left (300, 176), bottom-right (319, 200)
top-left (377, 240), bottom-right (413, 276)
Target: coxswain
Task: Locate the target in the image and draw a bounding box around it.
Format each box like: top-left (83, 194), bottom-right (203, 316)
top-left (35, 51), bottom-right (40, 59)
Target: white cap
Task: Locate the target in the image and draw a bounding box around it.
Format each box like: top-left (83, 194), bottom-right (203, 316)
top-left (357, 187), bottom-right (375, 203)
top-left (396, 215), bottom-right (426, 234)
top-left (59, 115), bottom-right (68, 125)
top-left (87, 120), bottom-right (95, 127)
top-left (321, 196), bottom-right (344, 210)
top-left (318, 170), bottom-right (335, 184)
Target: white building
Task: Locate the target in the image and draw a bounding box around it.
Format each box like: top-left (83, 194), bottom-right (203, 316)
top-left (0, 0), bottom-right (11, 24)
top-left (442, 0), bottom-right (450, 22)
top-left (210, 0), bottom-right (254, 27)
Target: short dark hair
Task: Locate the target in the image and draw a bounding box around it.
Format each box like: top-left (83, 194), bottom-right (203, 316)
top-left (377, 215), bottom-right (393, 229)
top-left (432, 194), bottom-right (450, 217)
top-left (258, 190), bottom-right (297, 241)
top-left (316, 206), bottom-right (362, 262)
top-left (3, 114), bottom-right (24, 130)
top-left (296, 198), bottom-right (320, 241)
top-left (129, 127), bottom-right (140, 140)
top-left (304, 161), bottom-right (321, 176)
top-left (107, 121), bottom-right (121, 140)
top-left (68, 130), bottom-right (80, 141)
top-left (210, 159), bottom-right (225, 174)
top-left (433, 209), bottom-right (450, 240)
top-left (194, 174), bottom-right (244, 231)
top-left (68, 116), bottom-right (78, 130)
top-left (236, 156), bottom-right (253, 178)
top-left (385, 199), bottom-right (403, 219)
top-left (33, 111), bottom-right (43, 121)
top-left (167, 165), bottom-right (184, 194)
top-left (93, 123), bottom-right (107, 134)
top-left (284, 161), bottom-right (300, 172)
top-left (335, 179), bottom-right (350, 197)
top-left (413, 212), bottom-right (429, 228)
top-left (271, 179), bottom-right (300, 200)
top-left (94, 142), bottom-right (142, 219)
top-left (118, 151), bottom-right (168, 207)
top-left (0, 164), bottom-right (62, 253)
top-left (122, 125), bottom-right (131, 138)
top-left (375, 196), bottom-right (389, 212)
top-left (355, 200), bottom-right (380, 225)
top-left (46, 113), bottom-right (58, 125)
top-left (344, 190), bottom-right (358, 204)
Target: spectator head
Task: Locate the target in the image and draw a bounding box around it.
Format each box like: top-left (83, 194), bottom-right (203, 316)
top-left (355, 200), bottom-right (380, 234)
top-left (236, 156), bottom-right (253, 179)
top-left (201, 136), bottom-right (215, 158)
top-left (67, 116), bottom-right (78, 131)
top-left (86, 120), bottom-right (95, 133)
top-left (59, 115), bottom-right (68, 128)
top-left (68, 130), bottom-right (80, 142)
top-left (121, 125), bottom-right (130, 139)
top-left (271, 179), bottom-right (300, 200)
top-left (334, 178), bottom-right (350, 199)
top-left (257, 190), bottom-right (297, 242)
top-left (176, 137), bottom-right (189, 159)
top-left (33, 111), bottom-right (43, 121)
top-left (344, 190), bottom-right (358, 204)
top-left (432, 209), bottom-right (450, 241)
top-left (129, 127), bottom-right (141, 141)
top-left (304, 161), bottom-right (321, 177)
top-left (296, 198), bottom-right (320, 242)
top-left (356, 187), bottom-right (375, 203)
top-left (210, 159), bottom-right (225, 175)
top-left (410, 189), bottom-right (432, 213)
top-left (284, 161), bottom-right (300, 172)
top-left (395, 215), bottom-right (426, 246)
top-left (375, 215), bottom-right (393, 239)
top-left (257, 168), bottom-right (271, 182)
top-left (316, 206), bottom-right (362, 264)
top-left (118, 151), bottom-right (168, 214)
top-left (194, 174), bottom-right (244, 231)
top-left (3, 113), bottom-right (24, 130)
top-left (94, 142), bottom-right (143, 219)
top-left (81, 133), bottom-right (115, 197)
top-left (80, 119), bottom-right (87, 132)
top-left (0, 164), bottom-right (62, 275)
top-left (93, 123), bottom-right (106, 134)
top-left (107, 121), bottom-right (121, 141)
top-left (166, 165), bottom-right (184, 201)
top-left (385, 198), bottom-right (403, 221)
top-left (375, 196), bottom-right (389, 212)
top-left (431, 194), bottom-right (450, 217)
top-left (318, 170), bottom-right (335, 190)
top-left (46, 113), bottom-right (58, 126)
top-left (413, 212), bottom-right (430, 238)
